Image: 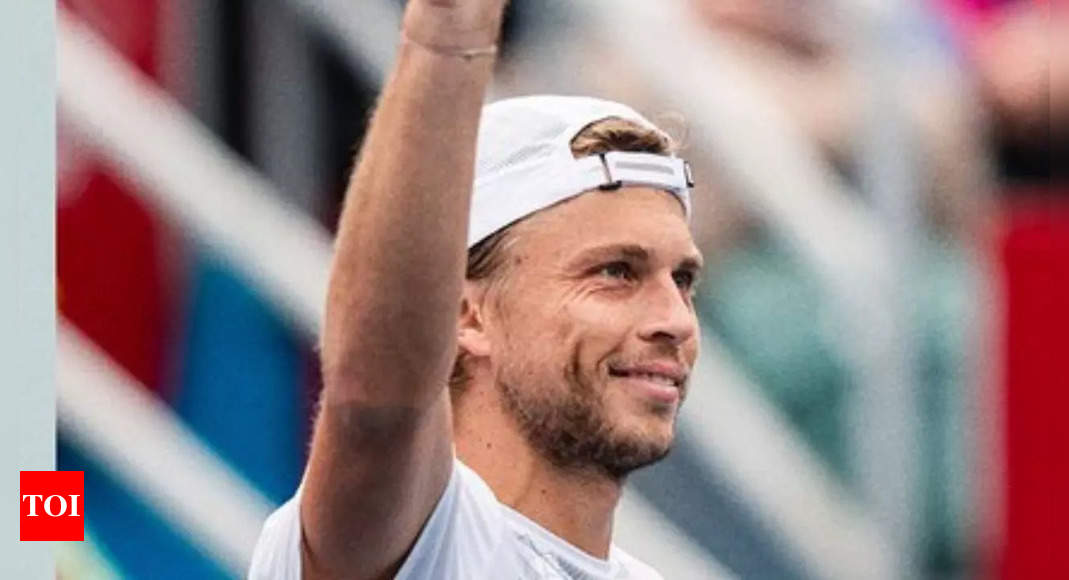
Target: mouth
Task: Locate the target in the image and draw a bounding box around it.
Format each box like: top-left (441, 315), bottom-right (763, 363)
top-left (607, 363), bottom-right (686, 388)
top-left (607, 362), bottom-right (687, 405)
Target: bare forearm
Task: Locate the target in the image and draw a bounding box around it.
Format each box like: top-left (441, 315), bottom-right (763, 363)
top-left (303, 4), bottom-right (504, 575)
top-left (321, 4), bottom-right (502, 409)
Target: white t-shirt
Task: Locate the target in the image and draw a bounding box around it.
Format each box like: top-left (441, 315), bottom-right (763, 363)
top-left (248, 459), bottom-right (664, 579)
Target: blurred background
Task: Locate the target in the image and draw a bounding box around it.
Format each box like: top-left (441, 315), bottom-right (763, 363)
top-left (53, 0), bottom-right (1065, 578)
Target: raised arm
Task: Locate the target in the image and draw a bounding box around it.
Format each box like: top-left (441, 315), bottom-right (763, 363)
top-left (301, 2), bottom-right (505, 578)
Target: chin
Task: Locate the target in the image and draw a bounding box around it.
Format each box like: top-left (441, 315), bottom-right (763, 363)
top-left (603, 425), bottom-right (675, 477)
top-left (643, 422), bottom-right (676, 454)
top-left (615, 395), bottom-right (678, 437)
top-left (614, 412), bottom-right (677, 457)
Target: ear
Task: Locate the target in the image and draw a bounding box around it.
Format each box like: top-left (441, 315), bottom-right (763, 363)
top-left (457, 285), bottom-right (492, 359)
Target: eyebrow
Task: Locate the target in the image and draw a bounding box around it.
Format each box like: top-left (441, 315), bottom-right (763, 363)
top-left (569, 243), bottom-right (704, 272)
top-left (678, 255), bottom-right (704, 273)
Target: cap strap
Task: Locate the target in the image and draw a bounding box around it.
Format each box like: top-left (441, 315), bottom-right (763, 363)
top-left (469, 151), bottom-right (693, 248)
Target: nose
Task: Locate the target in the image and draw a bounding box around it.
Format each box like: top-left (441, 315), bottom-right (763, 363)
top-left (636, 273), bottom-right (697, 346)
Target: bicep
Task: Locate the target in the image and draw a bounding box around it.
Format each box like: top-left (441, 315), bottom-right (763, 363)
top-left (299, 388), bottom-right (453, 579)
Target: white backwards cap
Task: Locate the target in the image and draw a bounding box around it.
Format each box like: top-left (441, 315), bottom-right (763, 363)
top-left (468, 95), bottom-right (694, 248)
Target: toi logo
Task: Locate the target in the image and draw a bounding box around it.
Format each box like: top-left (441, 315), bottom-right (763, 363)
top-left (20, 471), bottom-right (84, 541)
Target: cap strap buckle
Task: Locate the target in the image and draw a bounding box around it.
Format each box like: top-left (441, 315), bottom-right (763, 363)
top-left (597, 153), bottom-right (624, 191)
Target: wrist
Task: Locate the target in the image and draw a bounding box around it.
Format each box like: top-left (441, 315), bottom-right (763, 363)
top-left (401, 1), bottom-right (505, 52)
top-left (400, 29), bottom-right (498, 61)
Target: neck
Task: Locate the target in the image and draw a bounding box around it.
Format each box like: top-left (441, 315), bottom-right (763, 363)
top-left (453, 387), bottom-right (623, 559)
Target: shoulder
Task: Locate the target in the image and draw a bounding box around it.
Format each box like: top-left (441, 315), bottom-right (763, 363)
top-left (248, 491), bottom-right (302, 580)
top-left (247, 461), bottom-right (521, 580)
top-left (453, 459), bottom-right (505, 525)
top-left (396, 459), bottom-right (520, 579)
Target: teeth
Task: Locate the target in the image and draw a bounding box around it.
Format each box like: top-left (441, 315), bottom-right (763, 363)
top-left (610, 367), bottom-right (681, 387)
top-left (632, 371), bottom-right (677, 387)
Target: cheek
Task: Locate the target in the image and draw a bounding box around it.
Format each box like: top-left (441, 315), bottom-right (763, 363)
top-left (562, 300), bottom-right (636, 378)
top-left (562, 298), bottom-right (637, 349)
top-left (688, 336), bottom-right (700, 364)
top-left (494, 298), bottom-right (577, 375)
top-left (498, 284), bottom-right (636, 377)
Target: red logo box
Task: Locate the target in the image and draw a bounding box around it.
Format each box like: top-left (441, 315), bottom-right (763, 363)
top-left (20, 471), bottom-right (84, 541)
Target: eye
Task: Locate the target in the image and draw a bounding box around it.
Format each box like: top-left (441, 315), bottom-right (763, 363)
top-left (672, 269), bottom-right (696, 291)
top-left (598, 261), bottom-right (635, 281)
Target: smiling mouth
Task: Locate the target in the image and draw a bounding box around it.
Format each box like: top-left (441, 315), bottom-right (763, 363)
top-left (608, 367), bottom-right (683, 388)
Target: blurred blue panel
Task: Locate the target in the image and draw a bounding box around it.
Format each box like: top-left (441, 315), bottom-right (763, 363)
top-left (175, 254), bottom-right (304, 504)
top-left (57, 438), bottom-right (231, 580)
top-left (633, 426), bottom-right (814, 580)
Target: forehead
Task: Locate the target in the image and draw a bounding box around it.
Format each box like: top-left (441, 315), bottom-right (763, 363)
top-left (508, 187), bottom-right (698, 264)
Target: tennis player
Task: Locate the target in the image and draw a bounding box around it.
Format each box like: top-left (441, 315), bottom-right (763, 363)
top-left (249, 0), bottom-right (703, 577)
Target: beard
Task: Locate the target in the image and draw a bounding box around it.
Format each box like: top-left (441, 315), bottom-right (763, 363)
top-left (495, 349), bottom-right (674, 481)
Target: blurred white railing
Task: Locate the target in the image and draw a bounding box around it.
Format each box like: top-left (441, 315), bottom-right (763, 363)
top-left (58, 8), bottom-right (333, 339)
top-left (57, 320), bottom-right (275, 578)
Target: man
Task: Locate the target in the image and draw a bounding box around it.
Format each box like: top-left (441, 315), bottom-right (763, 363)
top-left (249, 0), bottom-right (703, 577)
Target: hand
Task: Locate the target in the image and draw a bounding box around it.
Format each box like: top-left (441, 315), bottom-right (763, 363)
top-left (402, 0), bottom-right (509, 50)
